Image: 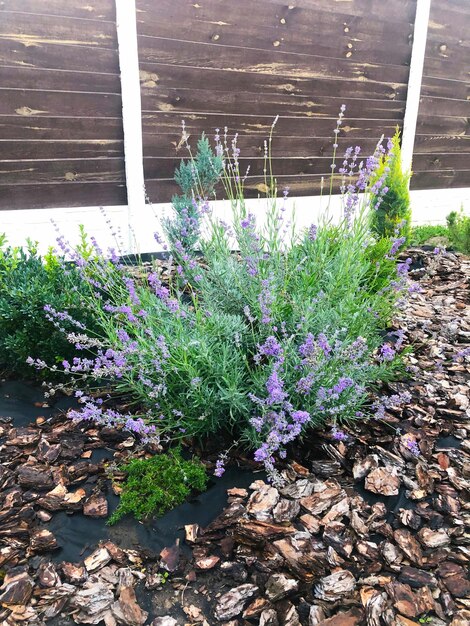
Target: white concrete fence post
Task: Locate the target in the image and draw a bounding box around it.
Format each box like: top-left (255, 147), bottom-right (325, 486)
top-left (115, 0), bottom-right (146, 253)
top-left (401, 0), bottom-right (432, 177)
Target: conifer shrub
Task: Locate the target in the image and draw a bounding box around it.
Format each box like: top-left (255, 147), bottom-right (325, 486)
top-left (370, 128), bottom-right (411, 241)
top-left (163, 134), bottom-right (223, 251)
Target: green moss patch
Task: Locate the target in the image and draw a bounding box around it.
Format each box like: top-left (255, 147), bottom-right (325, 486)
top-left (108, 447), bottom-right (208, 524)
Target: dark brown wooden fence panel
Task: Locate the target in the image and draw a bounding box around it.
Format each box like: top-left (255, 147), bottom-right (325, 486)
top-left (137, 0), bottom-right (416, 203)
top-left (0, 0), bottom-right (126, 210)
top-left (411, 0), bottom-right (470, 191)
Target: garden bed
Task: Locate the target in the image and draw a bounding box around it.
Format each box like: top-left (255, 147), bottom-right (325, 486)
top-left (0, 247), bottom-right (468, 626)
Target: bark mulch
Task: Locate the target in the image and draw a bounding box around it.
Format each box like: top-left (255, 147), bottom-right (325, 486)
top-left (0, 248), bottom-right (468, 626)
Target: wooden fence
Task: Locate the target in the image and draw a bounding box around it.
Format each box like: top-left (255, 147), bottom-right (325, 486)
top-left (0, 0), bottom-right (468, 213)
top-left (0, 0), bottom-right (126, 210)
top-left (411, 0), bottom-right (470, 190)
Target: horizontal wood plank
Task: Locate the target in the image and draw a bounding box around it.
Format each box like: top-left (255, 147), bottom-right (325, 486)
top-left (0, 1), bottom-right (115, 21)
top-left (412, 153), bottom-right (470, 172)
top-left (142, 112), bottom-right (400, 139)
top-left (0, 39), bottom-right (119, 73)
top-left (1, 65), bottom-right (121, 94)
top-left (418, 96), bottom-right (470, 119)
top-left (141, 88), bottom-right (405, 120)
top-left (137, 0), bottom-right (417, 32)
top-left (0, 89), bottom-right (122, 117)
top-left (139, 62), bottom-right (408, 102)
top-left (147, 169), bottom-right (470, 202)
top-left (143, 133), bottom-right (470, 161)
top-left (258, 0), bottom-right (417, 24)
top-left (413, 135), bottom-right (470, 155)
top-left (145, 175), bottom-right (330, 203)
top-left (0, 11), bottom-right (117, 50)
top-left (144, 156), bottom-right (356, 180)
top-left (0, 116), bottom-right (123, 141)
top-left (420, 76), bottom-right (470, 101)
top-left (0, 159), bottom-right (125, 186)
top-left (416, 115), bottom-right (469, 136)
top-left (411, 170), bottom-right (470, 190)
top-left (143, 134), bottom-right (387, 159)
top-left (144, 155), bottom-right (470, 196)
top-left (0, 140), bottom-right (124, 160)
top-left (421, 54), bottom-right (469, 83)
top-left (0, 182), bottom-right (127, 210)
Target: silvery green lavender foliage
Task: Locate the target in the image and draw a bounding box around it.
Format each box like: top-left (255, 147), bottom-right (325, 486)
top-left (31, 109), bottom-right (413, 481)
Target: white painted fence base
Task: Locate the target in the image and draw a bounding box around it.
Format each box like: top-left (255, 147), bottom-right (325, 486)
top-left (2, 189), bottom-right (469, 255)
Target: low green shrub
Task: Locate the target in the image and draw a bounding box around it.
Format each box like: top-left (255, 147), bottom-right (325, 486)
top-left (447, 209), bottom-right (470, 255)
top-left (108, 447), bottom-right (208, 524)
top-left (0, 239), bottom-right (95, 378)
top-left (370, 128), bottom-right (411, 241)
top-left (410, 224), bottom-right (449, 246)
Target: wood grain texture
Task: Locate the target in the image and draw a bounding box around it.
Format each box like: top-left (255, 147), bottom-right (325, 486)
top-left (0, 89), bottom-right (122, 117)
top-left (412, 0), bottom-right (470, 191)
top-left (143, 134), bottom-right (385, 159)
top-left (0, 0), bottom-right (125, 209)
top-left (410, 170), bottom-right (470, 190)
top-left (139, 63), bottom-right (408, 102)
top-left (138, 37), bottom-right (411, 85)
top-left (141, 88), bottom-right (406, 120)
top-left (142, 112), bottom-right (400, 139)
top-left (0, 11), bottom-right (117, 50)
top-left (137, 0), bottom-right (414, 67)
top-left (145, 175), bottom-right (331, 203)
top-left (144, 156), bottom-right (349, 180)
top-left (0, 140), bottom-right (124, 161)
top-left (0, 1), bottom-right (116, 21)
top-left (1, 66), bottom-right (121, 94)
top-left (0, 159), bottom-right (125, 186)
top-left (0, 39), bottom-right (119, 73)
top-left (0, 116), bottom-right (123, 141)
top-left (0, 182), bottom-right (127, 210)
top-left (136, 0), bottom-right (415, 202)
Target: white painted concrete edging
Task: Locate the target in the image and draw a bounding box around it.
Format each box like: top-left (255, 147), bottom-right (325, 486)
top-left (1, 189), bottom-right (469, 255)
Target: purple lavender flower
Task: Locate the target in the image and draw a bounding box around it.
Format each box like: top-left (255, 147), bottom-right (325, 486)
top-left (266, 370), bottom-right (287, 405)
top-left (331, 426), bottom-right (347, 441)
top-left (308, 224), bottom-right (318, 242)
top-left (259, 277), bottom-right (274, 325)
top-left (257, 336), bottom-right (283, 360)
top-left (214, 457), bottom-right (226, 477)
top-left (453, 346), bottom-right (470, 361)
top-left (401, 433), bottom-right (420, 456)
top-left (317, 333), bottom-right (331, 357)
top-left (291, 410), bottom-right (310, 425)
top-left (332, 377), bottom-right (354, 394)
top-left (379, 343), bottom-right (396, 362)
top-left (397, 257), bottom-right (412, 277)
top-left (254, 443), bottom-right (270, 462)
top-left (387, 236), bottom-right (406, 258)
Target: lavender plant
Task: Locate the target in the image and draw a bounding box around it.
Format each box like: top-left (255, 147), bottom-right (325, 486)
top-left (30, 109), bottom-right (413, 481)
